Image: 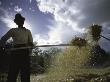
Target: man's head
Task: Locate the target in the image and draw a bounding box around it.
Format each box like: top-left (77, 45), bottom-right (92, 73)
top-left (14, 13), bottom-right (25, 26)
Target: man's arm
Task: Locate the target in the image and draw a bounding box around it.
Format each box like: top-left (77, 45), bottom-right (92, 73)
top-left (28, 30), bottom-right (33, 46)
top-left (0, 29), bottom-right (12, 47)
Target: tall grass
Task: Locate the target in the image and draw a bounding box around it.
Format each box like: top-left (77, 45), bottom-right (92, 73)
top-left (38, 46), bottom-right (110, 82)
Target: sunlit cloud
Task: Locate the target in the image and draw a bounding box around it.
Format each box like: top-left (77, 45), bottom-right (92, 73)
top-left (14, 5), bottom-right (22, 13)
top-left (1, 14), bottom-right (17, 28)
top-left (37, 0), bottom-right (85, 32)
top-left (35, 0), bottom-right (85, 45)
top-left (34, 20), bottom-right (83, 45)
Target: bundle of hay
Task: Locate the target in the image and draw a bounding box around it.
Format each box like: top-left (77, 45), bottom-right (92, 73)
top-left (88, 24), bottom-right (102, 41)
top-left (71, 37), bottom-right (87, 47)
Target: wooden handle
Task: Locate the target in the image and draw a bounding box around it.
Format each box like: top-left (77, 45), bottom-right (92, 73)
top-left (5, 44), bottom-right (71, 51)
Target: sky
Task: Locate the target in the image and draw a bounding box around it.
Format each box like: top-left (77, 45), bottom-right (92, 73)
top-left (0, 0), bottom-right (110, 51)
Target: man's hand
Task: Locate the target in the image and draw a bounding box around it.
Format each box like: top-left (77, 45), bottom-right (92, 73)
top-left (0, 45), bottom-right (5, 55)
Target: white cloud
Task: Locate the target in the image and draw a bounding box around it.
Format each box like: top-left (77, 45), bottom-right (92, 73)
top-left (35, 0), bottom-right (85, 44)
top-left (34, 20), bottom-right (83, 45)
top-left (14, 5), bottom-right (22, 13)
top-left (1, 16), bottom-right (17, 28)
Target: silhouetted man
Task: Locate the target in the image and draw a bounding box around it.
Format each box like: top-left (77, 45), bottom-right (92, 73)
top-left (0, 13), bottom-right (33, 82)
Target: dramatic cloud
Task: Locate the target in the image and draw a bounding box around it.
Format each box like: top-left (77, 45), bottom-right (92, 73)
top-left (34, 21), bottom-right (80, 45)
top-left (37, 0), bottom-right (85, 31)
top-left (35, 0), bottom-right (86, 44)
top-left (36, 0), bottom-right (110, 50)
top-left (37, 0), bottom-right (110, 27)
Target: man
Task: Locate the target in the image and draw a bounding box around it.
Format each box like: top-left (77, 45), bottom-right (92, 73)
top-left (0, 13), bottom-right (33, 82)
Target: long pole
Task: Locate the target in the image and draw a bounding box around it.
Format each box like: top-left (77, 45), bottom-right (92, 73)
top-left (5, 35), bottom-right (110, 51)
top-left (100, 35), bottom-right (110, 42)
top-left (5, 44), bottom-right (71, 51)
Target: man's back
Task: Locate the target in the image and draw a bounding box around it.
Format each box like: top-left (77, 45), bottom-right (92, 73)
top-left (1, 27), bottom-right (33, 45)
top-left (10, 28), bottom-right (32, 44)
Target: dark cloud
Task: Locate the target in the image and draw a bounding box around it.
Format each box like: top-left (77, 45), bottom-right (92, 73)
top-left (77, 0), bottom-right (110, 28)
